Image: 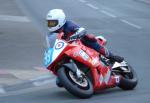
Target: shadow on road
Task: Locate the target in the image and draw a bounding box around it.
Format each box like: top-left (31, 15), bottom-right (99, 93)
top-left (32, 87), bottom-right (137, 100)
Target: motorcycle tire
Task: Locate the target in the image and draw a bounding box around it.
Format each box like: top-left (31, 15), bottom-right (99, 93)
top-left (57, 67), bottom-right (93, 98)
top-left (118, 64), bottom-right (138, 90)
top-left (56, 77), bottom-right (63, 88)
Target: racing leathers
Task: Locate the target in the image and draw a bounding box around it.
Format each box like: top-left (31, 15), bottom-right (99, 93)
top-left (51, 20), bottom-right (124, 63)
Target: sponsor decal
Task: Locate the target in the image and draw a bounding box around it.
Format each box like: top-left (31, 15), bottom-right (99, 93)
top-left (99, 69), bottom-right (111, 84)
top-left (73, 52), bottom-right (79, 57)
top-left (91, 57), bottom-right (99, 66)
top-left (55, 41), bottom-right (64, 50)
top-left (79, 50), bottom-right (89, 61)
top-left (99, 75), bottom-right (104, 84)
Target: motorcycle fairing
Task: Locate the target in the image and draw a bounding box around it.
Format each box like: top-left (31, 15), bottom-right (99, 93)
top-left (64, 44), bottom-right (100, 68)
top-left (44, 39), bottom-right (67, 68)
top-left (44, 48), bottom-right (54, 67)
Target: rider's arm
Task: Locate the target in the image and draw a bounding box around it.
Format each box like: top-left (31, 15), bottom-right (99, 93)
top-left (74, 27), bottom-right (86, 37)
top-left (68, 21), bottom-right (87, 39)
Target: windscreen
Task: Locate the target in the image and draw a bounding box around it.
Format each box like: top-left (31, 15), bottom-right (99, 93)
top-left (47, 33), bottom-right (57, 48)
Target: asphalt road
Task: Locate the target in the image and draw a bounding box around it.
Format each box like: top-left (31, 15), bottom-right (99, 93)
top-left (0, 0), bottom-right (44, 70)
top-left (0, 0), bottom-right (150, 103)
top-left (0, 0), bottom-right (49, 86)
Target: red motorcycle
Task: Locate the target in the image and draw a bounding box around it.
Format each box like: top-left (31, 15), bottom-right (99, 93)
top-left (44, 32), bottom-right (138, 98)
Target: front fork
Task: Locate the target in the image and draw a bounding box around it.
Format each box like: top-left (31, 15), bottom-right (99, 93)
top-left (69, 59), bottom-right (82, 78)
top-left (62, 59), bottom-right (83, 79)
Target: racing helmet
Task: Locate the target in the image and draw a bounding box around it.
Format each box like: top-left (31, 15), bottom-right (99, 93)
top-left (46, 9), bottom-right (66, 32)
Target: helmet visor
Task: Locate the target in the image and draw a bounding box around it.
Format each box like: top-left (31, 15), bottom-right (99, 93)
top-left (47, 20), bottom-right (58, 27)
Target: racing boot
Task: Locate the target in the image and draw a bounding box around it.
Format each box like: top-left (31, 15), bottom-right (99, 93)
top-left (99, 47), bottom-right (124, 63)
top-left (108, 52), bottom-right (124, 63)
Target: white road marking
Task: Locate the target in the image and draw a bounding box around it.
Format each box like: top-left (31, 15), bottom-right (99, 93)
top-left (139, 0), bottom-right (150, 4)
top-left (101, 10), bottom-right (117, 18)
top-left (86, 3), bottom-right (99, 10)
top-left (79, 0), bottom-right (87, 3)
top-left (121, 19), bottom-right (142, 29)
top-left (30, 75), bottom-right (52, 81)
top-left (0, 15), bottom-right (30, 22)
top-left (33, 66), bottom-right (48, 71)
top-left (33, 79), bottom-right (55, 86)
top-left (0, 88), bottom-right (6, 94)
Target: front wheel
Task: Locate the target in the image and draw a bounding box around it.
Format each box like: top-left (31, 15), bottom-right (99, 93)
top-left (57, 67), bottom-right (93, 98)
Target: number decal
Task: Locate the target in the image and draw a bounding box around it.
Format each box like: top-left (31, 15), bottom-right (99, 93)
top-left (115, 76), bottom-right (120, 84)
top-left (44, 48), bottom-right (53, 67)
top-left (44, 40), bottom-right (67, 68)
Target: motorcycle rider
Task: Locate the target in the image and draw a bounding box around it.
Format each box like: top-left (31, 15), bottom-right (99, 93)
top-left (46, 9), bottom-right (124, 63)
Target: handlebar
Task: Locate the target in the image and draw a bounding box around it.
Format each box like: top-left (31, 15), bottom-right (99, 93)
top-left (68, 35), bottom-right (82, 43)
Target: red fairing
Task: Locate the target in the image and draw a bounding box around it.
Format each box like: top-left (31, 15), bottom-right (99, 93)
top-left (64, 40), bottom-right (101, 68)
top-left (46, 32), bottom-right (119, 91)
top-left (95, 66), bottom-right (116, 90)
top-left (66, 40), bottom-right (118, 90)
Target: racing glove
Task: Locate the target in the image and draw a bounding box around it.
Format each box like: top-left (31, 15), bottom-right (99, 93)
top-left (70, 27), bottom-right (86, 40)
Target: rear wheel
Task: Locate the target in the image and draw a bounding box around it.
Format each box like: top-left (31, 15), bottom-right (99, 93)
top-left (57, 67), bottom-right (93, 98)
top-left (117, 64), bottom-right (138, 90)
